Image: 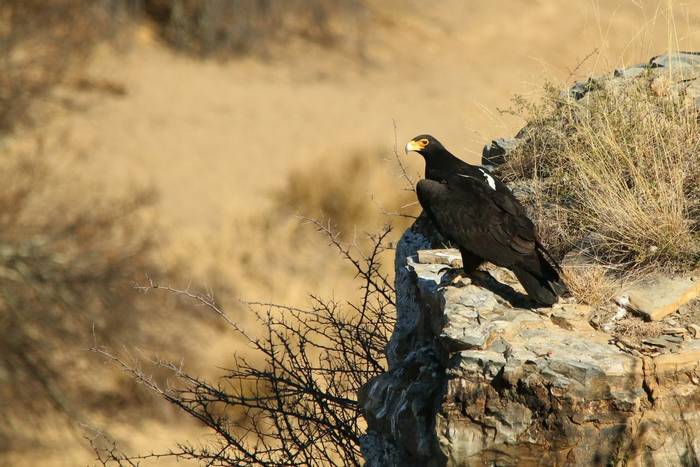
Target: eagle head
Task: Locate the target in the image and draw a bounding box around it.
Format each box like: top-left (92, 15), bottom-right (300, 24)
top-left (405, 134), bottom-right (444, 155)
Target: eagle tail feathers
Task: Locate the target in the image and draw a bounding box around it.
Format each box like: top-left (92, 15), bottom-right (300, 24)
top-left (514, 248), bottom-right (568, 306)
top-left (535, 238), bottom-right (563, 273)
top-left (513, 267), bottom-right (559, 306)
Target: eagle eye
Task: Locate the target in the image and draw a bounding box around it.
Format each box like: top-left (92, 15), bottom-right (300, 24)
top-left (419, 138), bottom-right (429, 147)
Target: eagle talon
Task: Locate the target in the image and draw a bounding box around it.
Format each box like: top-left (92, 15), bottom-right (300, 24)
top-left (436, 265), bottom-right (453, 275)
top-left (435, 265), bottom-right (458, 283)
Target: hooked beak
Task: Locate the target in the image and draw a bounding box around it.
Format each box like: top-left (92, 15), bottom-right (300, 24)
top-left (405, 140), bottom-right (422, 154)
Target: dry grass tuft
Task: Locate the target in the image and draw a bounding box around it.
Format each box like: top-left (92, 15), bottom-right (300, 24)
top-left (561, 263), bottom-right (620, 307)
top-left (498, 73), bottom-right (700, 273)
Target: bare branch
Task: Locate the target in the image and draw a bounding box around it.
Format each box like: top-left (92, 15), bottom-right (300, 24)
top-left (92, 225), bottom-right (396, 466)
top-left (392, 119), bottom-right (418, 193)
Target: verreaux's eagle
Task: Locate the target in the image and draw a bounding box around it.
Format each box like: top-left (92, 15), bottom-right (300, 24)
top-left (406, 134), bottom-right (566, 306)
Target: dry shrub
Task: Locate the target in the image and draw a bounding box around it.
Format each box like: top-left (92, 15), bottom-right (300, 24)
top-left (140, 0), bottom-right (365, 57)
top-left (88, 145), bottom-right (414, 466)
top-left (498, 73), bottom-right (700, 272)
top-left (0, 0), bottom-right (190, 454)
top-left (0, 0), bottom-right (122, 134)
top-left (561, 264), bottom-right (620, 307)
top-left (0, 142), bottom-right (178, 446)
top-left (272, 149), bottom-right (416, 239)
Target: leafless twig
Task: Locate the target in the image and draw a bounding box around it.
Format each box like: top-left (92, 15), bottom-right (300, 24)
top-left (392, 119), bottom-right (418, 193)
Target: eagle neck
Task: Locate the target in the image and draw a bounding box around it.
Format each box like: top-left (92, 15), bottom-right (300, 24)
top-left (424, 148), bottom-right (464, 180)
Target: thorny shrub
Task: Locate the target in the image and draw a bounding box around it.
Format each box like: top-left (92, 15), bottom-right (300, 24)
top-left (89, 222), bottom-right (395, 466)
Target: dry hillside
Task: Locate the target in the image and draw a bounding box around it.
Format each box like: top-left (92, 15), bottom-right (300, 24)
top-left (3, 0), bottom-right (700, 465)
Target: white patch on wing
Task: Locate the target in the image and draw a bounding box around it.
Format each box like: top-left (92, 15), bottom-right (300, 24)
top-left (478, 168), bottom-right (496, 190)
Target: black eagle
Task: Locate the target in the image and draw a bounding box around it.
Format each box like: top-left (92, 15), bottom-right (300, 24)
top-left (406, 134), bottom-right (566, 306)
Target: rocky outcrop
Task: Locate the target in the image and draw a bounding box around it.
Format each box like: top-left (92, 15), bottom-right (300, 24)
top-left (360, 221), bottom-right (700, 465)
top-left (359, 53), bottom-right (700, 466)
top-left (481, 51), bottom-right (700, 168)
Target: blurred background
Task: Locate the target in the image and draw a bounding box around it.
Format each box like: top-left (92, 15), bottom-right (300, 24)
top-left (1, 0), bottom-right (699, 465)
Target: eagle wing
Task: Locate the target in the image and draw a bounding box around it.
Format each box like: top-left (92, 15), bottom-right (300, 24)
top-left (416, 175), bottom-right (538, 268)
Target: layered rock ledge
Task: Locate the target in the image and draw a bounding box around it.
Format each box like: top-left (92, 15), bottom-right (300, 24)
top-left (359, 215), bottom-right (700, 466)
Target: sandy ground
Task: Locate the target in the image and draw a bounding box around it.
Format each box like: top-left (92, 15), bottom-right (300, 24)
top-left (13, 1), bottom-right (700, 465)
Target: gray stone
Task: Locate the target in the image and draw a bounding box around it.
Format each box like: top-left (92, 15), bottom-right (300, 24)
top-left (650, 51), bottom-right (700, 68)
top-left (567, 78), bottom-right (597, 100)
top-left (481, 138), bottom-right (521, 168)
top-left (416, 249), bottom-right (462, 268)
top-left (557, 53), bottom-right (700, 110)
top-left (613, 64), bottom-right (650, 79)
top-left (688, 324), bottom-right (700, 338)
top-left (623, 274), bottom-right (700, 321)
top-left (386, 212), bottom-right (446, 368)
